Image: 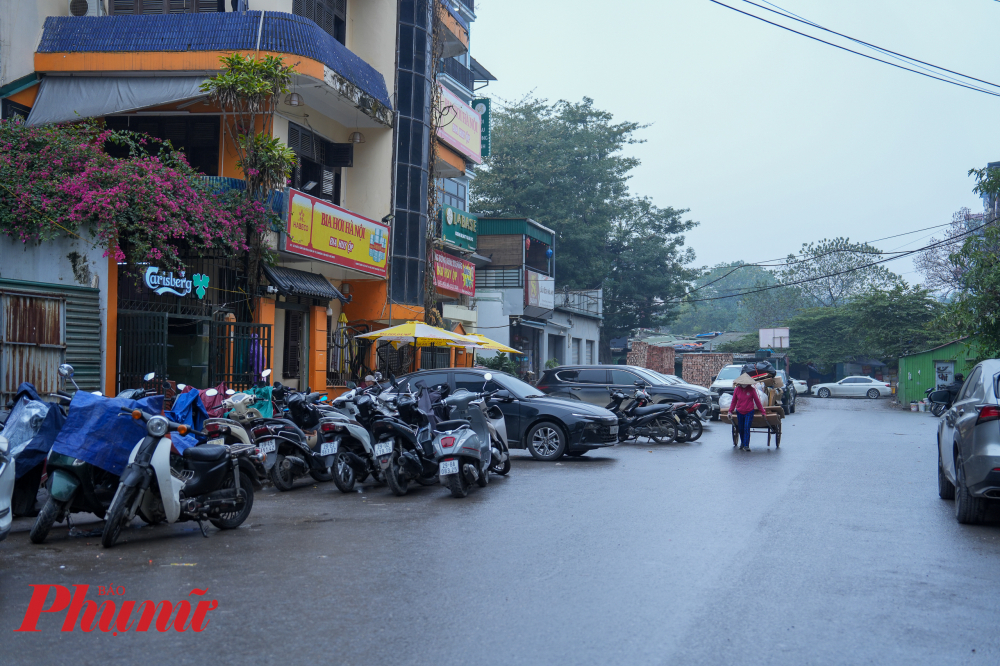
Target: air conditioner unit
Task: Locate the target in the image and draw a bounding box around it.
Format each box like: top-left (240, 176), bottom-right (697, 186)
top-left (68, 0), bottom-right (105, 17)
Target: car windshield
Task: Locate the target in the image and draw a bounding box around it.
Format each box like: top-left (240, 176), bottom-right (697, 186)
top-left (632, 368), bottom-right (669, 385)
top-left (495, 374), bottom-right (544, 399)
top-left (647, 371), bottom-right (681, 384)
top-left (715, 366), bottom-right (742, 381)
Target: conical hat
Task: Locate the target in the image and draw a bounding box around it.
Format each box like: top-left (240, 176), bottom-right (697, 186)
top-left (732, 373), bottom-right (756, 386)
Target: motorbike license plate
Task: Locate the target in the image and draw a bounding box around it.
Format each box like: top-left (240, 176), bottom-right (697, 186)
top-left (609, 426), bottom-right (619, 435)
top-left (207, 437), bottom-right (225, 447)
top-left (439, 459), bottom-right (459, 476)
top-left (320, 441), bottom-right (338, 456)
top-left (373, 442), bottom-right (393, 457)
top-left (260, 441), bottom-right (276, 454)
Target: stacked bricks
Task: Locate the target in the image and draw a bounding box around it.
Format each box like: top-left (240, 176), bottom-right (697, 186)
top-left (626, 341), bottom-right (676, 375)
top-left (626, 341), bottom-right (648, 367)
top-left (682, 353), bottom-right (734, 388)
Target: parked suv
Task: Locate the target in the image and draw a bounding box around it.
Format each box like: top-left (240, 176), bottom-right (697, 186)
top-left (536, 365), bottom-right (712, 417)
top-left (934, 359), bottom-right (1000, 524)
top-left (709, 365), bottom-right (796, 419)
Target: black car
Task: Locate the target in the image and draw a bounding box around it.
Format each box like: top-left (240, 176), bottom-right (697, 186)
top-left (391, 368), bottom-right (618, 461)
top-left (536, 365), bottom-right (712, 414)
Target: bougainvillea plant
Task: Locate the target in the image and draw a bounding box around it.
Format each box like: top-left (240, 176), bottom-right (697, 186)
top-left (0, 118), bottom-right (270, 271)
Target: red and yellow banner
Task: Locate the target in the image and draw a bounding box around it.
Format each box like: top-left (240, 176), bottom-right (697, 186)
top-left (285, 188), bottom-right (389, 278)
top-left (436, 83), bottom-right (482, 164)
top-left (433, 250), bottom-right (475, 296)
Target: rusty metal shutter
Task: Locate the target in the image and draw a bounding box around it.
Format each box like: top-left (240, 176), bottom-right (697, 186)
top-left (0, 278), bottom-right (102, 403)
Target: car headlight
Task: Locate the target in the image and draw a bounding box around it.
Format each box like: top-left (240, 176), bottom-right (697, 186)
top-left (147, 416), bottom-right (169, 438)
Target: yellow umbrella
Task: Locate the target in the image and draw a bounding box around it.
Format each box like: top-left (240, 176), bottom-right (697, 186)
top-left (354, 321), bottom-right (472, 348)
top-left (465, 333), bottom-right (524, 355)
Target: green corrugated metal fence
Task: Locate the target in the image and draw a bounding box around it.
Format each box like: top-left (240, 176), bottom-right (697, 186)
top-left (897, 339), bottom-right (979, 405)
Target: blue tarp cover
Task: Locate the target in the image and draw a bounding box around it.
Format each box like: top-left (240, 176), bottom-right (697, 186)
top-left (51, 391), bottom-right (164, 476)
top-left (166, 390), bottom-right (208, 451)
top-left (9, 383), bottom-right (66, 479)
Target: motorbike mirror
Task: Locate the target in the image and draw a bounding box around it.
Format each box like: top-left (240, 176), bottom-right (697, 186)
top-left (484, 372), bottom-right (493, 382)
top-left (226, 389), bottom-right (236, 396)
top-left (205, 389), bottom-right (219, 397)
top-left (177, 383), bottom-right (187, 391)
top-left (346, 381), bottom-right (357, 389)
top-left (261, 369), bottom-right (272, 378)
top-left (389, 372), bottom-right (397, 387)
top-left (374, 372), bottom-right (383, 381)
top-left (929, 390), bottom-right (951, 404)
top-left (143, 372), bottom-right (156, 382)
top-left (320, 396), bottom-right (329, 402)
top-left (91, 391), bottom-right (103, 396)
top-left (58, 363), bottom-right (75, 378)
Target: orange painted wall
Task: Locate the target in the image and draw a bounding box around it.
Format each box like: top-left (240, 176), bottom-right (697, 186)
top-left (438, 5), bottom-right (469, 48)
top-left (342, 279), bottom-right (423, 325)
top-left (310, 305), bottom-right (327, 393)
top-left (7, 83), bottom-right (39, 107)
top-left (35, 50), bottom-right (324, 79)
top-left (255, 298), bottom-right (277, 376)
top-left (105, 256), bottom-right (118, 396)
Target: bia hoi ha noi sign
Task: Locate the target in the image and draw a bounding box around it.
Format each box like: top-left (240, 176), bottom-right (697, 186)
top-left (436, 83), bottom-right (482, 164)
top-left (441, 204), bottom-right (477, 250)
top-left (284, 188), bottom-right (389, 277)
top-left (433, 250), bottom-right (475, 297)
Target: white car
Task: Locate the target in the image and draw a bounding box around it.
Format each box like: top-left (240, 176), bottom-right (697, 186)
top-left (792, 379), bottom-right (809, 395)
top-left (812, 376), bottom-right (891, 399)
top-left (0, 434), bottom-right (13, 541)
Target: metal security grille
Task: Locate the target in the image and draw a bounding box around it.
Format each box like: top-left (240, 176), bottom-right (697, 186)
top-left (209, 321), bottom-right (272, 391)
top-left (117, 311), bottom-right (168, 394)
top-left (327, 319), bottom-right (372, 386)
top-left (376, 340), bottom-right (415, 377)
top-left (420, 347), bottom-right (451, 370)
top-left (0, 292), bottom-right (66, 405)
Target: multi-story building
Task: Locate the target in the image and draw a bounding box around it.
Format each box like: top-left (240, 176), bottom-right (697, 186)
top-left (0, 0), bottom-right (402, 397)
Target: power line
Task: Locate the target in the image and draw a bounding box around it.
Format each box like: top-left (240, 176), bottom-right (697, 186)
top-left (706, 0), bottom-right (1000, 98)
top-left (743, 0), bottom-right (1000, 91)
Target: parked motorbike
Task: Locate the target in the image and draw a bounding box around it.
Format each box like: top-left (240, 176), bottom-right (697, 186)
top-left (665, 401), bottom-right (704, 443)
top-left (101, 406), bottom-right (260, 548)
top-left (376, 378), bottom-right (443, 496)
top-left (926, 387), bottom-right (950, 417)
top-left (320, 386), bottom-right (388, 492)
top-left (605, 383), bottom-right (678, 444)
top-left (431, 373), bottom-right (508, 498)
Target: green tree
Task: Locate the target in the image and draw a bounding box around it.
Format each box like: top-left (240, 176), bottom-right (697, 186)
top-left (715, 333), bottom-right (760, 353)
top-left (779, 237), bottom-right (902, 307)
top-left (737, 282), bottom-right (807, 331)
top-left (471, 96), bottom-right (696, 347)
top-left (671, 262), bottom-right (775, 334)
top-left (787, 307), bottom-right (858, 369)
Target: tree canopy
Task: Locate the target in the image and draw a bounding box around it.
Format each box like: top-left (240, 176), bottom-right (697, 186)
top-left (779, 237), bottom-right (902, 307)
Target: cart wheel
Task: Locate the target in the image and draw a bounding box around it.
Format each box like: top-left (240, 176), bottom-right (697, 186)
top-left (775, 420), bottom-right (782, 448)
top-left (732, 423), bottom-right (738, 447)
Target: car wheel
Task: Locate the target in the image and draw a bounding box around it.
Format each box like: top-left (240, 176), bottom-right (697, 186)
top-left (866, 389), bottom-right (880, 399)
top-left (954, 454), bottom-right (986, 524)
top-left (526, 421), bottom-right (567, 461)
top-left (789, 395), bottom-right (796, 414)
top-left (938, 450), bottom-right (955, 500)
top-left (818, 388), bottom-right (831, 398)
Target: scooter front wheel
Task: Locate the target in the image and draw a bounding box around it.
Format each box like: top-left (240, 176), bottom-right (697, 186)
top-left (685, 417), bottom-right (704, 442)
top-left (101, 486), bottom-right (139, 548)
top-left (491, 456), bottom-right (511, 475)
top-left (384, 450), bottom-right (409, 496)
top-left (649, 417), bottom-right (677, 444)
top-left (29, 497), bottom-right (63, 544)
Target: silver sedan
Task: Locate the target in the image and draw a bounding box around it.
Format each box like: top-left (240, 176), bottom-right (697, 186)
top-left (812, 376), bottom-right (891, 399)
top-left (934, 359), bottom-right (1000, 524)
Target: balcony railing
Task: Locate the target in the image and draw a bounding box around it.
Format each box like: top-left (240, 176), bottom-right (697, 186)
top-left (441, 58), bottom-right (473, 91)
top-left (555, 289), bottom-right (603, 318)
top-left (476, 267), bottom-right (523, 289)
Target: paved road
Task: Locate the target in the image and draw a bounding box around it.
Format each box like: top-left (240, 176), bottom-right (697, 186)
top-left (2, 397), bottom-right (999, 665)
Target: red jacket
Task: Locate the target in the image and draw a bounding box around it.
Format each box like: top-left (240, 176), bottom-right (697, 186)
top-left (729, 385), bottom-right (766, 415)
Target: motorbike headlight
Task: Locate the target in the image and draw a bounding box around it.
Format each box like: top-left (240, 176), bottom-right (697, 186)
top-left (0, 435), bottom-right (7, 455)
top-left (147, 416), bottom-right (169, 438)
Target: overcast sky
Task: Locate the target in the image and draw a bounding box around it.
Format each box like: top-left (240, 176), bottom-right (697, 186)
top-left (471, 0), bottom-right (1000, 283)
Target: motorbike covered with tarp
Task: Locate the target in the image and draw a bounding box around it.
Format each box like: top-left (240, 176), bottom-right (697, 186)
top-left (166, 388), bottom-right (209, 451)
top-left (51, 391), bottom-right (164, 476)
top-left (3, 383), bottom-right (67, 480)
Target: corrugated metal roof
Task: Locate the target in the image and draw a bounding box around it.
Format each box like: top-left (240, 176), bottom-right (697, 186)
top-left (36, 11), bottom-right (392, 109)
top-left (263, 265), bottom-right (347, 303)
top-left (478, 218), bottom-right (554, 246)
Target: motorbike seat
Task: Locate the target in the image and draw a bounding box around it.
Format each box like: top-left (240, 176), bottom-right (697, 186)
top-left (632, 404), bottom-right (668, 417)
top-left (434, 419), bottom-right (470, 432)
top-left (183, 444), bottom-right (227, 462)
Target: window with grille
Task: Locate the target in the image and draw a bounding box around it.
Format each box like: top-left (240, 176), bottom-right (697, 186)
top-left (110, 0), bottom-right (224, 13)
top-left (287, 122), bottom-right (352, 205)
top-left (293, 0), bottom-right (347, 45)
top-left (282, 310), bottom-right (302, 379)
top-left (104, 115), bottom-right (220, 176)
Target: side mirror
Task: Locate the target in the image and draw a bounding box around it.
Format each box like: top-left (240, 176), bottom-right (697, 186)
top-left (710, 375), bottom-right (717, 382)
top-left (374, 372), bottom-right (383, 381)
top-left (493, 389), bottom-right (513, 402)
top-left (320, 396), bottom-right (329, 402)
top-left (261, 369), bottom-right (272, 378)
top-left (143, 372), bottom-right (156, 382)
top-left (226, 389), bottom-right (236, 396)
top-left (177, 383), bottom-right (187, 391)
top-left (205, 389), bottom-right (219, 397)
top-left (484, 372), bottom-right (494, 382)
top-left (58, 364), bottom-right (75, 378)
top-left (929, 390), bottom-right (951, 403)
top-left (91, 391), bottom-right (103, 396)
top-left (345, 381), bottom-right (357, 389)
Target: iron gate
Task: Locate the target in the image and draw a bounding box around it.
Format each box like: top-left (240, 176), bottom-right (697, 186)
top-left (377, 340), bottom-right (415, 377)
top-left (209, 321), bottom-right (272, 391)
top-left (117, 311), bottom-right (168, 394)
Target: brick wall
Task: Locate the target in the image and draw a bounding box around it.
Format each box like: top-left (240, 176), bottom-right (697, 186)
top-left (626, 341), bottom-right (648, 367)
top-left (626, 341), bottom-right (676, 375)
top-left (682, 353), bottom-right (734, 388)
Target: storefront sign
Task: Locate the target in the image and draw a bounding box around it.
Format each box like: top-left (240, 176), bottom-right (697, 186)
top-left (525, 270), bottom-right (554, 309)
top-left (284, 188), bottom-right (390, 278)
top-left (441, 204), bottom-right (477, 250)
top-left (472, 98), bottom-right (490, 158)
top-left (436, 83), bottom-right (482, 164)
top-left (434, 250), bottom-right (475, 297)
top-left (144, 267), bottom-right (209, 300)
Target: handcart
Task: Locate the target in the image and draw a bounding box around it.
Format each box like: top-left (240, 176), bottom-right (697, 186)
top-left (720, 407), bottom-right (783, 448)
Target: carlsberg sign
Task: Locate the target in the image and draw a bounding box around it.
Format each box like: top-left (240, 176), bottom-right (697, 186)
top-left (144, 267), bottom-right (209, 300)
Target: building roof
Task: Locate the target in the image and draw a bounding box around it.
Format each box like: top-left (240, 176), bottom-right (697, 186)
top-left (263, 265), bottom-right (348, 303)
top-left (899, 337), bottom-right (971, 358)
top-left (36, 11), bottom-right (392, 109)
